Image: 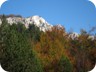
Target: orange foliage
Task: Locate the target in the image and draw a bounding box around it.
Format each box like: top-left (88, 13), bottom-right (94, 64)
top-left (33, 25), bottom-right (96, 72)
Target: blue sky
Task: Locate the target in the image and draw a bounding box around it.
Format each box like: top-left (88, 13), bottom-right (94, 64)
top-left (0, 0), bottom-right (96, 33)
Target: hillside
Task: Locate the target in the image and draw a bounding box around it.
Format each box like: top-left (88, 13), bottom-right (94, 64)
top-left (0, 15), bottom-right (96, 72)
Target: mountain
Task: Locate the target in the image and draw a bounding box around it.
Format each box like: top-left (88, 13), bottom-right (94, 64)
top-left (0, 15), bottom-right (53, 32)
top-left (0, 15), bottom-right (95, 40)
top-left (68, 32), bottom-right (95, 40)
top-left (69, 32), bottom-right (79, 40)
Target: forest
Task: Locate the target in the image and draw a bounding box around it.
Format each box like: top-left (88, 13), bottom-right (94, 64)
top-left (0, 15), bottom-right (96, 72)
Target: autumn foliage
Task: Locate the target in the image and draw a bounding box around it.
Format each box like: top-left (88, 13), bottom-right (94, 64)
top-left (0, 15), bottom-right (96, 72)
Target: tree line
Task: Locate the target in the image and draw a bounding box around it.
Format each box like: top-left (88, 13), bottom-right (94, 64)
top-left (0, 15), bottom-right (96, 72)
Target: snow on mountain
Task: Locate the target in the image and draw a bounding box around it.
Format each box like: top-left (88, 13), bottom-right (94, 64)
top-left (69, 32), bottom-right (96, 40)
top-left (88, 36), bottom-right (95, 40)
top-left (69, 32), bottom-right (79, 40)
top-left (0, 15), bottom-right (95, 40)
top-left (0, 15), bottom-right (53, 32)
top-left (6, 17), bottom-right (25, 25)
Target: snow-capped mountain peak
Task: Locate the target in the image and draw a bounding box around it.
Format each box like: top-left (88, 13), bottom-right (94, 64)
top-left (0, 15), bottom-right (53, 32)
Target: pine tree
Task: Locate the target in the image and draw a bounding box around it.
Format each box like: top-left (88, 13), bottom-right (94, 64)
top-left (1, 23), bottom-right (43, 72)
top-left (57, 56), bottom-right (73, 72)
top-left (0, 15), bottom-right (10, 63)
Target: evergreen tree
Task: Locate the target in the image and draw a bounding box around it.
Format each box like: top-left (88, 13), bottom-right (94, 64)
top-left (1, 23), bottom-right (43, 72)
top-left (57, 56), bottom-right (73, 72)
top-left (0, 15), bottom-right (10, 63)
top-left (28, 24), bottom-right (41, 42)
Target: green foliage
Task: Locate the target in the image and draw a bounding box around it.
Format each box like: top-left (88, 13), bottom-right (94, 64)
top-left (0, 17), bottom-right (43, 72)
top-left (57, 56), bottom-right (73, 72)
top-left (0, 15), bottom-right (95, 72)
top-left (28, 24), bottom-right (41, 42)
top-left (0, 15), bottom-right (10, 63)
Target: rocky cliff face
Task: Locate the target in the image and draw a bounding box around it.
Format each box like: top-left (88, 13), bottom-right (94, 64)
top-left (0, 15), bottom-right (53, 32)
top-left (0, 15), bottom-right (95, 40)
